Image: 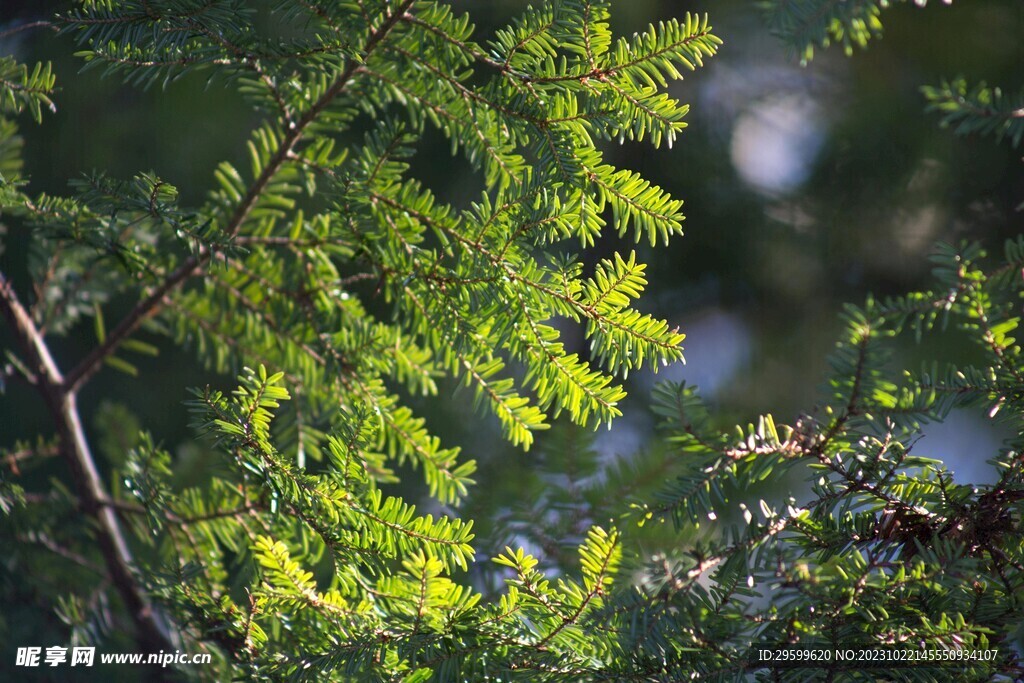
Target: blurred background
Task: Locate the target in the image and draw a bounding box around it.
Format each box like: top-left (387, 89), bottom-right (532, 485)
top-left (1, 0), bottom-right (1022, 591)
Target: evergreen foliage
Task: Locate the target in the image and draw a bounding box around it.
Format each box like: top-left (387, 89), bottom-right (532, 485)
top-left (0, 1), bottom-right (1022, 681)
top-left (922, 79), bottom-right (1024, 151)
top-left (761, 0), bottom-right (947, 63)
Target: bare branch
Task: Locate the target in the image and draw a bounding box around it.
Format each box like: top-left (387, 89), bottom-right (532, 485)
top-left (0, 20), bottom-right (58, 41)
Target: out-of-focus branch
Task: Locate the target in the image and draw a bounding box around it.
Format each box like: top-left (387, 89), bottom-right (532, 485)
top-left (0, 272), bottom-right (175, 652)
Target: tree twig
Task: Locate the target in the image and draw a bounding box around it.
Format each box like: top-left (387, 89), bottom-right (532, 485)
top-left (0, 273), bottom-right (175, 652)
top-left (0, 20), bottom-right (58, 41)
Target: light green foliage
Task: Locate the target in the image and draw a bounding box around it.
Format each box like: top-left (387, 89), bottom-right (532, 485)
top-left (1, 1), bottom-right (1023, 681)
top-left (38, 0), bottom-right (713, 464)
top-left (761, 0), bottom-right (945, 63)
top-left (0, 0), bottom-right (712, 675)
top-left (0, 56), bottom-right (51, 201)
top-left (116, 281), bottom-right (1024, 680)
top-left (0, 56), bottom-right (55, 123)
top-left (133, 366), bottom-right (626, 678)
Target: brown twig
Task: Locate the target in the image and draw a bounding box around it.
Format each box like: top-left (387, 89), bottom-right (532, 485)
top-left (0, 273), bottom-right (174, 652)
top-left (0, 20), bottom-right (58, 41)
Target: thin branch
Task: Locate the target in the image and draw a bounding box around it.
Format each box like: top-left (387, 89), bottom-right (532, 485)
top-left (0, 273), bottom-right (175, 652)
top-left (0, 20), bottom-right (58, 41)
top-left (65, 256), bottom-right (201, 392)
top-left (17, 531), bottom-right (107, 577)
top-left (2, 442), bottom-right (60, 475)
top-left (99, 496), bottom-right (265, 525)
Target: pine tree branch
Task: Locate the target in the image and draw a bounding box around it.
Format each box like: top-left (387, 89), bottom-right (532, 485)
top-left (16, 531), bottom-right (107, 577)
top-left (0, 272), bottom-right (175, 652)
top-left (399, 12), bottom-right (507, 72)
top-left (0, 20), bottom-right (57, 41)
top-left (2, 443), bottom-right (60, 475)
top-left (65, 257), bottom-right (202, 393)
top-left (63, 0), bottom-right (417, 394)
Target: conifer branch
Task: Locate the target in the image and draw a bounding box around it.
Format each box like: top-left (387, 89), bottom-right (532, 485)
top-left (64, 0), bottom-right (417, 394)
top-left (12, 3), bottom-right (1022, 678)
top-left (16, 531), bottom-right (107, 577)
top-left (0, 273), bottom-right (174, 652)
